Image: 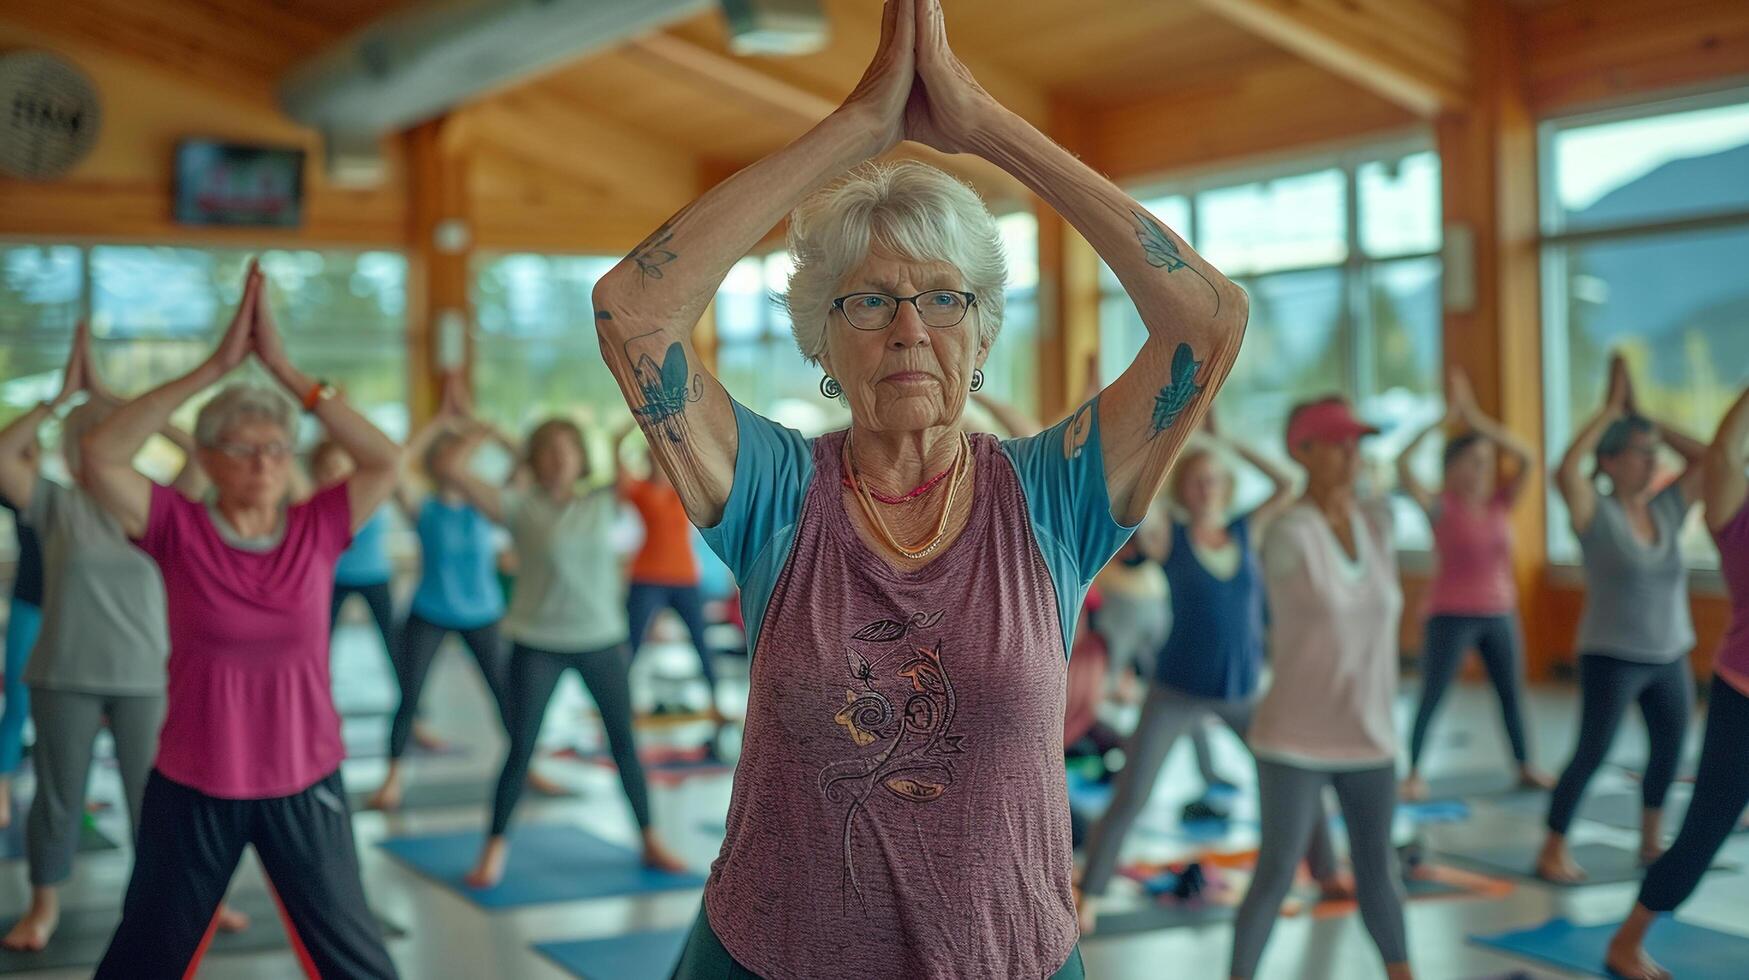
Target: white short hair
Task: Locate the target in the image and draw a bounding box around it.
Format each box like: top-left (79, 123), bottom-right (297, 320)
top-left (784, 161), bottom-right (1006, 366)
top-left (194, 384), bottom-right (298, 447)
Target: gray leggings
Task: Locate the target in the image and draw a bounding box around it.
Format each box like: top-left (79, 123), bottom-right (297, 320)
top-left (1230, 761), bottom-right (1406, 979)
top-left (1079, 684), bottom-right (1337, 898)
top-left (1409, 614), bottom-right (1531, 768)
top-left (25, 687), bottom-right (164, 886)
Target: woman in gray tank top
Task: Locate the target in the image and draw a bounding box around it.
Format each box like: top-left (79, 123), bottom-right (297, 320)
top-left (1538, 355), bottom-right (1709, 883)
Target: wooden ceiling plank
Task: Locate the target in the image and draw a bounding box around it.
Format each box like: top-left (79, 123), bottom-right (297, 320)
top-left (622, 33), bottom-right (838, 128)
top-left (1195, 0), bottom-right (1473, 116)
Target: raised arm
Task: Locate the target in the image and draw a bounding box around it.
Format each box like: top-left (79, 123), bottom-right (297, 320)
top-left (592, 2), bottom-right (917, 529)
top-left (0, 323), bottom-right (89, 509)
top-left (249, 277), bottom-right (401, 532)
top-left (1207, 410), bottom-right (1296, 528)
top-left (1396, 415), bottom-right (1445, 516)
top-left (1449, 368), bottom-right (1534, 505)
top-left (1705, 386), bottom-right (1749, 534)
top-left (1648, 417), bottom-right (1709, 506)
top-left (80, 337), bottom-right (209, 501)
top-left (434, 424), bottom-right (507, 525)
top-left (83, 269), bottom-right (260, 537)
top-left (904, 1), bottom-right (1246, 526)
top-left (1556, 354), bottom-right (1632, 536)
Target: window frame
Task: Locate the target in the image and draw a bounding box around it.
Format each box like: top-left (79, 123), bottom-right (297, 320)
top-left (1536, 85), bottom-right (1749, 580)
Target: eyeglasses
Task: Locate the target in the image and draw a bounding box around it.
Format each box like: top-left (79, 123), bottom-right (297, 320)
top-left (832, 290), bottom-right (977, 331)
top-left (209, 441), bottom-right (293, 461)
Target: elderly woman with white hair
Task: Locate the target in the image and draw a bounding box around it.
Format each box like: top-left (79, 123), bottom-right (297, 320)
top-left (0, 324), bottom-right (216, 953)
top-left (592, 3), bottom-right (1248, 976)
top-left (79, 263), bottom-right (401, 979)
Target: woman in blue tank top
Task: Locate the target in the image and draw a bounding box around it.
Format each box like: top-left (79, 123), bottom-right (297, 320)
top-left (1077, 416), bottom-right (1345, 930)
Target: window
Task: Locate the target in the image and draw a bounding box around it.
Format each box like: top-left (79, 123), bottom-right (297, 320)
top-left (472, 253), bottom-right (626, 461)
top-left (981, 211), bottom-right (1040, 421)
top-left (1541, 90), bottom-right (1749, 567)
top-left (1098, 147), bottom-right (1444, 547)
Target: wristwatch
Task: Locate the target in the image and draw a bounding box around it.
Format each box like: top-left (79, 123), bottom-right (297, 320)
top-left (303, 379), bottom-right (339, 412)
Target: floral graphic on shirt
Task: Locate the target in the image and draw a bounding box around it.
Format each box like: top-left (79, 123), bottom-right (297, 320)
top-left (819, 610), bottom-right (965, 910)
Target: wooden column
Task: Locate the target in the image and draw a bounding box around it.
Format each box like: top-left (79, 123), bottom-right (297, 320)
top-left (1437, 0), bottom-right (1551, 675)
top-left (405, 116), bottom-right (473, 425)
top-left (1037, 98), bottom-right (1103, 422)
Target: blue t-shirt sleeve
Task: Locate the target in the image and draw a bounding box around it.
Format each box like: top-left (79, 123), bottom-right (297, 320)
top-left (697, 398), bottom-right (814, 585)
top-left (1000, 397), bottom-right (1140, 657)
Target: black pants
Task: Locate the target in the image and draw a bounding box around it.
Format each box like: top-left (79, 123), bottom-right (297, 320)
top-left (491, 642), bottom-right (650, 837)
top-left (389, 614), bottom-right (508, 759)
top-left (1639, 676), bottom-right (1749, 911)
top-left (1546, 653), bottom-right (1693, 835)
top-left (627, 582), bottom-right (718, 692)
top-left (1409, 614), bottom-right (1531, 767)
top-left (96, 769), bottom-right (396, 979)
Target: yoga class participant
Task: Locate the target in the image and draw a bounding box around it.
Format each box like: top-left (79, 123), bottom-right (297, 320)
top-left (1079, 411), bottom-right (1345, 933)
top-left (1400, 369), bottom-right (1550, 800)
top-left (0, 449), bottom-right (43, 833)
top-left (1230, 396), bottom-right (1411, 980)
top-left (1605, 384), bottom-right (1749, 980)
top-left (593, 1), bottom-right (1247, 974)
top-left (314, 440), bottom-right (401, 679)
top-left (1539, 356), bottom-right (1708, 883)
top-left (438, 417), bottom-right (686, 889)
top-left (0, 324), bottom-right (229, 952)
top-left (365, 383), bottom-right (512, 811)
top-left (82, 263), bottom-right (399, 978)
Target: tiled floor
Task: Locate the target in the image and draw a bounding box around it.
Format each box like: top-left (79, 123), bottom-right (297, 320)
top-left (1, 618), bottom-right (1743, 979)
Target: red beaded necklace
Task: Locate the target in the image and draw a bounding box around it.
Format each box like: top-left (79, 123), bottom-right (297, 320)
top-left (838, 452), bottom-right (957, 504)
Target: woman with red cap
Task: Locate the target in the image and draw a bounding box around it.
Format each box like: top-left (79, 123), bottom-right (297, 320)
top-left (1230, 396), bottom-right (1411, 980)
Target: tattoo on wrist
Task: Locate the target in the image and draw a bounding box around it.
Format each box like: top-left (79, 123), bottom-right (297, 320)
top-left (626, 332), bottom-right (702, 443)
top-left (629, 223), bottom-right (679, 285)
top-left (1133, 210), bottom-right (1220, 316)
top-left (1150, 344), bottom-right (1205, 436)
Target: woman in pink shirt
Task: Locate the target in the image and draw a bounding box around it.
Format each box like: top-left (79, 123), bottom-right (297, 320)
top-left (80, 263), bottom-right (401, 979)
top-left (1398, 370), bottom-right (1550, 800)
top-left (1605, 384), bottom-right (1749, 980)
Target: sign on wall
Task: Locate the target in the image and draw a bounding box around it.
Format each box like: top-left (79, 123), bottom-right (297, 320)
top-left (0, 50), bottom-right (101, 181)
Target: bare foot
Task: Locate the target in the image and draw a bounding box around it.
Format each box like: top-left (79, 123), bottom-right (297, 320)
top-left (1, 890), bottom-right (59, 952)
top-left (641, 832), bottom-right (689, 874)
top-left (412, 722), bottom-right (449, 753)
top-left (214, 903), bottom-right (250, 933)
top-left (1604, 936), bottom-right (1671, 980)
top-left (465, 837), bottom-right (509, 889)
top-left (1316, 872), bottom-right (1357, 903)
top-left (1535, 836), bottom-right (1587, 884)
top-left (526, 770), bottom-right (567, 796)
top-left (1400, 773), bottom-right (1429, 802)
top-left (1517, 766), bottom-right (1555, 790)
top-left (365, 780), bottom-right (402, 812)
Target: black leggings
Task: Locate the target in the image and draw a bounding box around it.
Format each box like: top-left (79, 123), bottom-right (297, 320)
top-left (332, 581), bottom-right (399, 666)
top-left (1409, 614), bottom-right (1531, 768)
top-left (627, 582), bottom-right (718, 692)
top-left (1547, 653), bottom-right (1694, 835)
top-left (96, 770), bottom-right (396, 979)
top-left (1639, 676), bottom-right (1749, 911)
top-left (388, 614), bottom-right (508, 759)
top-left (490, 642), bottom-right (650, 837)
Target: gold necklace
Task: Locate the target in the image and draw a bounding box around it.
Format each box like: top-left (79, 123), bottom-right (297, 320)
top-left (844, 432), bottom-right (970, 561)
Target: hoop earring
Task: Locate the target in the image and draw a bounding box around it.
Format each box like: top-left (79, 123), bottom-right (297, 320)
top-left (820, 375), bottom-right (842, 399)
top-left (970, 370), bottom-right (984, 393)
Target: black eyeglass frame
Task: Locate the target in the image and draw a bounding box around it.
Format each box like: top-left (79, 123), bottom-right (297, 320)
top-left (830, 290), bottom-right (978, 331)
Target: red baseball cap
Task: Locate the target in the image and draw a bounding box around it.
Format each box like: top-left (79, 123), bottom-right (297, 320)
top-left (1285, 397), bottom-right (1380, 449)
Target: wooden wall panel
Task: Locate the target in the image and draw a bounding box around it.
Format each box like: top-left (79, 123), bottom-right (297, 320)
top-left (0, 23), bottom-right (407, 246)
top-left (1524, 0), bottom-right (1749, 113)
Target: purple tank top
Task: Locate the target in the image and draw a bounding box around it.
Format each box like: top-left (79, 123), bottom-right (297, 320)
top-left (703, 430), bottom-right (1078, 979)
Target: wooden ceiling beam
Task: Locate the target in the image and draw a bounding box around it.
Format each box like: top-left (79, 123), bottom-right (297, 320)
top-left (1194, 0), bottom-right (1472, 116)
top-left (621, 33), bottom-right (839, 128)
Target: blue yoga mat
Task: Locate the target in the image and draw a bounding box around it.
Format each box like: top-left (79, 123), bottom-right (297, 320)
top-left (378, 824), bottom-right (706, 909)
top-left (536, 929), bottom-right (690, 980)
top-left (1472, 916), bottom-right (1749, 979)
